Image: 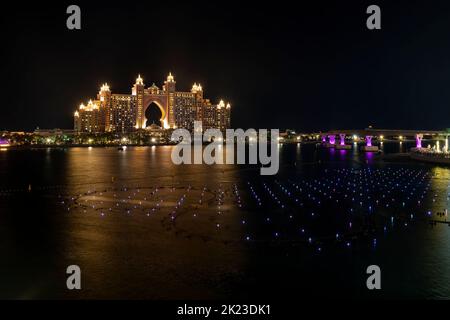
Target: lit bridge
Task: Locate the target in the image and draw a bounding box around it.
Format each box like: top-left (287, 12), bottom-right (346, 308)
top-left (319, 128), bottom-right (450, 150)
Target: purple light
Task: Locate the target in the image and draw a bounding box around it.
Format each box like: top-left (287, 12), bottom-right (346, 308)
top-left (365, 136), bottom-right (373, 147)
top-left (0, 138), bottom-right (10, 146)
top-left (329, 147), bottom-right (335, 155)
top-left (321, 135), bottom-right (326, 142)
top-left (339, 134), bottom-right (345, 146)
top-left (416, 134), bottom-right (423, 148)
top-left (328, 135), bottom-right (336, 145)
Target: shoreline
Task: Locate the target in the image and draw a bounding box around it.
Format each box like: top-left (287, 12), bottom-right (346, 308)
top-left (410, 151), bottom-right (450, 165)
top-left (0, 140), bottom-right (323, 150)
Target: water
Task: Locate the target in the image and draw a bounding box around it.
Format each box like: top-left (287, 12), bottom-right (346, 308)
top-left (0, 142), bottom-right (449, 299)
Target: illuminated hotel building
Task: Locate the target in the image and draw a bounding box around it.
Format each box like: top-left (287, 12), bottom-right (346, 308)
top-left (109, 95), bottom-right (136, 133)
top-left (74, 73), bottom-right (231, 133)
top-left (215, 100), bottom-right (232, 131)
top-left (74, 99), bottom-right (104, 133)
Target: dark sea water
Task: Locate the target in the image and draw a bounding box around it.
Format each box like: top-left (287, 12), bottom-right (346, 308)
top-left (1, 141), bottom-right (450, 299)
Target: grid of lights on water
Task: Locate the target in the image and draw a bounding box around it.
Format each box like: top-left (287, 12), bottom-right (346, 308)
top-left (57, 167), bottom-right (450, 252)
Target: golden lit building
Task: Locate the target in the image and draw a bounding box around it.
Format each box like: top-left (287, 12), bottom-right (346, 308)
top-left (109, 94), bottom-right (136, 133)
top-left (74, 111), bottom-right (80, 132)
top-left (98, 83), bottom-right (112, 131)
top-left (215, 100), bottom-right (232, 131)
top-left (74, 73), bottom-right (231, 133)
top-left (74, 100), bottom-right (104, 133)
top-left (201, 99), bottom-right (216, 129)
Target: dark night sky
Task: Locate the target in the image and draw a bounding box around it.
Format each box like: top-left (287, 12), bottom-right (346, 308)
top-left (1, 1), bottom-right (450, 131)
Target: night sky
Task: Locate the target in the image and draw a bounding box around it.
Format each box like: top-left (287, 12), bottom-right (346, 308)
top-left (1, 1), bottom-right (450, 131)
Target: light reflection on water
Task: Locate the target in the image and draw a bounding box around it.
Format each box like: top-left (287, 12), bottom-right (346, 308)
top-left (0, 142), bottom-right (449, 299)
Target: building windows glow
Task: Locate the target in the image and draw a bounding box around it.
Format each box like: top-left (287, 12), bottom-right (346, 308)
top-left (74, 73), bottom-right (231, 133)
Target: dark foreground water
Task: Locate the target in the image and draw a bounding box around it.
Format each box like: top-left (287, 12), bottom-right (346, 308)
top-left (0, 141), bottom-right (450, 299)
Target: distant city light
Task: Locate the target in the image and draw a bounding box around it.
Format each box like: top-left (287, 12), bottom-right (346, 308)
top-left (0, 139), bottom-right (10, 148)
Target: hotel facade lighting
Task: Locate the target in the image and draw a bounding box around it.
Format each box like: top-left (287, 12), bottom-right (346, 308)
top-left (74, 73), bottom-right (231, 133)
